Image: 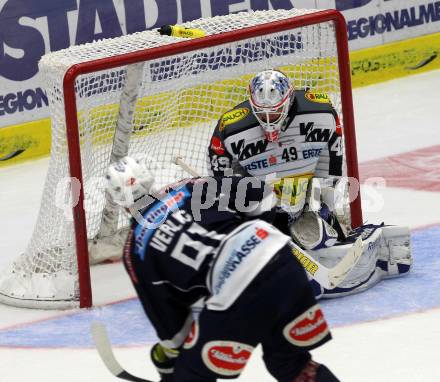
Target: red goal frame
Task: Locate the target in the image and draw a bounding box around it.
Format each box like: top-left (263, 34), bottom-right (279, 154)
top-left (62, 9), bottom-right (362, 308)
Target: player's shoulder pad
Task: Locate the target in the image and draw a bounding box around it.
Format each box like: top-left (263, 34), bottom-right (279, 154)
top-left (295, 89), bottom-right (335, 113)
top-left (218, 100), bottom-right (259, 139)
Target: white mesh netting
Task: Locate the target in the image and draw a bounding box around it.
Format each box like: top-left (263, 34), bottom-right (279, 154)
top-left (0, 9), bottom-right (350, 308)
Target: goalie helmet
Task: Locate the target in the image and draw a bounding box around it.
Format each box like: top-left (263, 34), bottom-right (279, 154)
top-left (106, 156), bottom-right (156, 207)
top-left (249, 69), bottom-right (294, 142)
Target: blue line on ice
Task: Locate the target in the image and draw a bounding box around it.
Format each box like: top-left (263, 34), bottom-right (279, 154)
top-left (0, 226), bottom-right (438, 348)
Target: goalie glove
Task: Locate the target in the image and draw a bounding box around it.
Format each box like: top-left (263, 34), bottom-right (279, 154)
top-left (307, 177), bottom-right (351, 238)
top-left (151, 343), bottom-right (180, 382)
top-left (290, 207), bottom-right (338, 250)
top-left (106, 156), bottom-right (157, 207)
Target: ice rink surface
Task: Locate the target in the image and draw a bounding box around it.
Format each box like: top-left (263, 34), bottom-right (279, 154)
top-left (1, 70), bottom-right (440, 381)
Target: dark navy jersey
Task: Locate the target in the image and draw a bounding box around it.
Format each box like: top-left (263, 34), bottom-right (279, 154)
top-left (123, 176), bottom-right (275, 347)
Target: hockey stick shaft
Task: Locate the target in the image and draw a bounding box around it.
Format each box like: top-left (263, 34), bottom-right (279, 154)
top-left (174, 156), bottom-right (200, 177)
top-left (91, 322), bottom-right (156, 382)
top-left (174, 156), bottom-right (363, 289)
top-left (98, 63), bottom-right (144, 238)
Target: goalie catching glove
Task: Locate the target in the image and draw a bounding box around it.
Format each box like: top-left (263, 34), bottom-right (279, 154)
top-left (290, 206), bottom-right (338, 251)
top-left (105, 156), bottom-right (157, 207)
top-left (289, 176), bottom-right (350, 251)
top-left (88, 156), bottom-right (157, 265)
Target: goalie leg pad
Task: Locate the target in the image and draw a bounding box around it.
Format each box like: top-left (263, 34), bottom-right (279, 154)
top-left (311, 224), bottom-right (412, 298)
top-left (376, 225), bottom-right (412, 278)
top-left (88, 227), bottom-right (129, 265)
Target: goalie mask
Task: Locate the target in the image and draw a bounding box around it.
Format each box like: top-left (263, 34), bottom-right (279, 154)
top-left (249, 70), bottom-right (294, 142)
top-left (106, 156), bottom-right (156, 207)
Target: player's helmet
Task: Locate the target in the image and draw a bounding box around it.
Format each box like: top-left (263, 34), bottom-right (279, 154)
top-left (106, 156), bottom-right (156, 207)
top-left (249, 70), bottom-right (294, 142)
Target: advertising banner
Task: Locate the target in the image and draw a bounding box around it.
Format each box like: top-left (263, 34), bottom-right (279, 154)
top-left (341, 0), bottom-right (440, 50)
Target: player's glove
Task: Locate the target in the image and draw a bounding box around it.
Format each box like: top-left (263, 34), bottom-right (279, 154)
top-left (150, 343), bottom-right (180, 382)
top-left (293, 360), bottom-right (341, 381)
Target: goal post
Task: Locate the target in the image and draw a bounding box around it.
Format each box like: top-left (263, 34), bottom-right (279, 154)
top-left (0, 8), bottom-right (362, 310)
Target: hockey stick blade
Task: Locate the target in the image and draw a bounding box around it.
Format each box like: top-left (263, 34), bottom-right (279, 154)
top-left (289, 237), bottom-right (363, 289)
top-left (327, 236), bottom-right (363, 288)
top-left (91, 322), bottom-right (156, 382)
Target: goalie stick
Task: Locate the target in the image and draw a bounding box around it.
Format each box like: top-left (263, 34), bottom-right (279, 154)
top-left (288, 237), bottom-right (362, 289)
top-left (174, 155), bottom-right (363, 289)
top-left (91, 322), bottom-right (156, 382)
top-left (174, 156), bottom-right (200, 177)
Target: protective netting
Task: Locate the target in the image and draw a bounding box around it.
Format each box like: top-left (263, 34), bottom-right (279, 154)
top-left (0, 9), bottom-right (350, 308)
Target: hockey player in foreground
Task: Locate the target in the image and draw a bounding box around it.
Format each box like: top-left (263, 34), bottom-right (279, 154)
top-left (207, 69), bottom-right (413, 298)
top-left (105, 157), bottom-right (341, 382)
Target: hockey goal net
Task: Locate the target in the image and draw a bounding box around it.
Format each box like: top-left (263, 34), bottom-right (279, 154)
top-left (0, 8), bottom-right (361, 309)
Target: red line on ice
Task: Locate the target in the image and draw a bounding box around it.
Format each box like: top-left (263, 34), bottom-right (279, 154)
top-left (360, 145), bottom-right (440, 192)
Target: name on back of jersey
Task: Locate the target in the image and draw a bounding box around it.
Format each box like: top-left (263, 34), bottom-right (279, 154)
top-left (148, 210), bottom-right (193, 252)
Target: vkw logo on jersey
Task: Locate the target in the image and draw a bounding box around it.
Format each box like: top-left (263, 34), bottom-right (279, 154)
top-left (230, 139), bottom-right (269, 160)
top-left (305, 91), bottom-right (331, 104)
top-left (299, 122), bottom-right (331, 142)
top-left (202, 341), bottom-right (254, 376)
top-left (220, 108), bottom-right (250, 131)
top-left (283, 304), bottom-right (329, 347)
